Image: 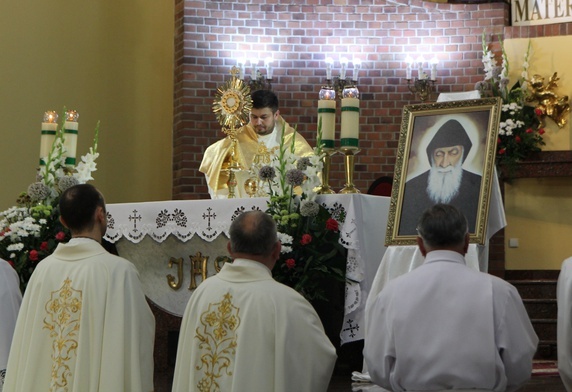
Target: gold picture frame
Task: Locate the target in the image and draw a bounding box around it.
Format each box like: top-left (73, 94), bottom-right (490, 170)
top-left (385, 97), bottom-right (502, 246)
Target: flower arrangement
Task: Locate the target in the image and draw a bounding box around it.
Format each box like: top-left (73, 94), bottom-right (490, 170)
top-left (476, 33), bottom-right (544, 177)
top-left (0, 110), bottom-right (100, 289)
top-left (258, 124), bottom-right (348, 302)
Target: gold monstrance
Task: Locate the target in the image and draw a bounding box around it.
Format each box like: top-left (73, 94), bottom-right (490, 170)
top-left (212, 67), bottom-right (253, 198)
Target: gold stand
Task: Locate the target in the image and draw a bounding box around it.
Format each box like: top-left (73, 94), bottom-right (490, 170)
top-left (339, 147), bottom-right (361, 194)
top-left (316, 149), bottom-right (337, 194)
top-left (222, 136), bottom-right (243, 199)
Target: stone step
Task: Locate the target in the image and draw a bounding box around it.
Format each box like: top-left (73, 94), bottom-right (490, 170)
top-left (507, 279), bottom-right (557, 300)
top-left (523, 298), bottom-right (557, 319)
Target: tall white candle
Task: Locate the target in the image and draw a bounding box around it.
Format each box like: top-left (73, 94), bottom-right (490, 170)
top-left (318, 99), bottom-right (336, 148)
top-left (326, 57), bottom-right (333, 80)
top-left (340, 94), bottom-right (360, 148)
top-left (352, 58), bottom-right (362, 82)
top-left (340, 57), bottom-right (348, 80)
top-left (63, 110), bottom-right (79, 166)
top-left (430, 57), bottom-right (438, 81)
top-left (237, 58), bottom-right (246, 80)
top-left (40, 111), bottom-right (58, 165)
top-left (265, 57), bottom-right (273, 79)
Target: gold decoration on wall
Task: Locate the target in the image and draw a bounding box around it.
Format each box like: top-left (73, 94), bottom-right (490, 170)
top-left (167, 257), bottom-right (184, 290)
top-left (43, 278), bottom-right (82, 392)
top-left (527, 72), bottom-right (570, 128)
top-left (189, 252), bottom-right (209, 290)
top-left (195, 292), bottom-right (240, 391)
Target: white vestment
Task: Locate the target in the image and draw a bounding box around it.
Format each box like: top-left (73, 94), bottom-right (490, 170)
top-left (172, 258), bottom-right (337, 392)
top-left (364, 250), bottom-right (538, 392)
top-left (0, 259), bottom-right (21, 391)
top-left (557, 257), bottom-right (572, 391)
top-left (4, 239), bottom-right (155, 392)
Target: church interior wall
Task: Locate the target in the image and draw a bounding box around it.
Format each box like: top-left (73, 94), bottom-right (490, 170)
top-left (0, 0), bottom-right (174, 211)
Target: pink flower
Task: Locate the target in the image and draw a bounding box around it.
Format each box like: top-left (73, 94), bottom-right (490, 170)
top-left (55, 231), bottom-right (66, 241)
top-left (300, 234), bottom-right (312, 245)
top-left (285, 258), bottom-right (296, 269)
top-left (325, 218), bottom-right (339, 232)
top-left (538, 128), bottom-right (546, 135)
top-left (29, 250), bottom-right (39, 261)
top-left (40, 241), bottom-right (49, 251)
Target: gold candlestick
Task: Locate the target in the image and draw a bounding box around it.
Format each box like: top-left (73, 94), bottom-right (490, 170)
top-left (316, 148), bottom-right (337, 194)
top-left (339, 147), bottom-right (361, 194)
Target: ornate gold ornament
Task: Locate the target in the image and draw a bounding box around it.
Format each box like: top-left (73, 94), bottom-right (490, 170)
top-left (213, 67), bottom-right (253, 131)
top-left (527, 72), bottom-right (570, 129)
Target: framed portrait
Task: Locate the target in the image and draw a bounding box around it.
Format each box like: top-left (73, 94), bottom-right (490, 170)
top-left (385, 97), bottom-right (502, 246)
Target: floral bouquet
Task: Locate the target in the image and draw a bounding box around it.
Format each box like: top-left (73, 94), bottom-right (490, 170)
top-left (476, 33), bottom-right (544, 177)
top-left (0, 110), bottom-right (100, 289)
top-left (258, 124), bottom-right (348, 302)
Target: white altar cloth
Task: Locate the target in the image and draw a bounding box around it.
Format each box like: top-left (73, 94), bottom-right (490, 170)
top-left (104, 194), bottom-right (390, 344)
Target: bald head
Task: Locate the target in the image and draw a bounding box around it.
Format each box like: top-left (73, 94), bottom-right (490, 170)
top-left (229, 211), bottom-right (278, 256)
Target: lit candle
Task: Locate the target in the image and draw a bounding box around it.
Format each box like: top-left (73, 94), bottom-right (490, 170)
top-left (237, 58), bottom-right (246, 80)
top-left (326, 57), bottom-right (334, 81)
top-left (318, 86), bottom-right (336, 148)
top-left (352, 58), bottom-right (362, 83)
top-left (340, 86), bottom-right (360, 149)
top-left (63, 110), bottom-right (79, 166)
top-left (340, 57), bottom-right (348, 80)
top-left (252, 59), bottom-right (259, 79)
top-left (40, 111), bottom-right (58, 166)
top-left (405, 56), bottom-right (414, 80)
top-left (430, 57), bottom-right (438, 81)
top-left (416, 56), bottom-right (425, 79)
top-left (265, 57), bottom-right (273, 80)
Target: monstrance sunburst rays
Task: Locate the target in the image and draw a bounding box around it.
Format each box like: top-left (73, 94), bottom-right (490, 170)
top-left (213, 67), bottom-right (252, 133)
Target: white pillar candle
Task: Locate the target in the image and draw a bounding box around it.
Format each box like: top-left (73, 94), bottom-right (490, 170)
top-left (405, 56), bottom-right (413, 80)
top-left (326, 57), bottom-right (333, 80)
top-left (318, 99), bottom-right (336, 148)
top-left (265, 57), bottom-right (273, 79)
top-left (340, 57), bottom-right (348, 80)
top-left (340, 96), bottom-right (360, 148)
top-left (63, 110), bottom-right (79, 166)
top-left (352, 58), bottom-right (362, 83)
top-left (40, 111), bottom-right (58, 165)
top-left (430, 57), bottom-right (438, 81)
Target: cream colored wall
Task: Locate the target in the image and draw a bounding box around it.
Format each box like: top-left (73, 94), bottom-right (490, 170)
top-left (0, 0), bottom-right (173, 211)
top-left (503, 37), bottom-right (572, 270)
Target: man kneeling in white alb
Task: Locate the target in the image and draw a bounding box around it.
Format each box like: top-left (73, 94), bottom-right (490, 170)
top-left (172, 210), bottom-right (337, 392)
top-left (364, 204), bottom-right (538, 392)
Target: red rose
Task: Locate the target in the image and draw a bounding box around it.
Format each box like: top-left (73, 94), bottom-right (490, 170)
top-left (55, 231), bottom-right (66, 241)
top-left (285, 258), bottom-right (296, 269)
top-left (526, 128), bottom-right (533, 134)
top-left (300, 234), bottom-right (313, 245)
top-left (515, 136), bottom-right (521, 143)
top-left (535, 108), bottom-right (544, 116)
top-left (29, 249), bottom-right (39, 261)
top-left (498, 148), bottom-right (506, 155)
top-left (325, 218), bottom-right (339, 232)
top-left (497, 137), bottom-right (502, 144)
top-left (538, 128), bottom-right (545, 135)
top-left (40, 241), bottom-right (49, 251)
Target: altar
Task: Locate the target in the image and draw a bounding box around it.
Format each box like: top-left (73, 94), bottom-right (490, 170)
top-left (104, 193), bottom-right (391, 344)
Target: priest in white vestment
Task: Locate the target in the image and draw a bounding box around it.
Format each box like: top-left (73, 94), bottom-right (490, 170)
top-left (364, 204), bottom-right (538, 392)
top-left (200, 89), bottom-right (314, 198)
top-left (172, 210), bottom-right (337, 392)
top-left (557, 256), bottom-right (572, 391)
top-left (0, 259), bottom-right (21, 391)
top-left (4, 184), bottom-right (155, 392)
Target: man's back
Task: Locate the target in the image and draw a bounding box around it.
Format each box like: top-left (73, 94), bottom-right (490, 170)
top-left (364, 250), bottom-right (538, 392)
top-left (172, 259), bottom-right (336, 392)
top-left (4, 240), bottom-right (155, 392)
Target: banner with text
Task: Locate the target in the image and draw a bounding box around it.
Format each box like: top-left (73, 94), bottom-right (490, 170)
top-left (512, 0), bottom-right (572, 26)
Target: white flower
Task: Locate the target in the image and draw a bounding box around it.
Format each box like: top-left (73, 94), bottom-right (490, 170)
top-left (277, 232), bottom-right (293, 246)
top-left (7, 243), bottom-right (24, 252)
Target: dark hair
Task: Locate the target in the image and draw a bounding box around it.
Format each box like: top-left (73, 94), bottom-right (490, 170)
top-left (251, 90), bottom-right (279, 113)
top-left (59, 184), bottom-right (105, 233)
top-left (416, 204), bottom-right (468, 248)
top-left (229, 211), bottom-right (278, 256)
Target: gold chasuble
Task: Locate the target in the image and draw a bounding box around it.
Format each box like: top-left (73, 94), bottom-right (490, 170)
top-left (199, 117), bottom-right (314, 198)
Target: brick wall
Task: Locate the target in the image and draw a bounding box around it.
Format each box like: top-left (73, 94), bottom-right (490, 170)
top-left (173, 0), bottom-right (510, 200)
